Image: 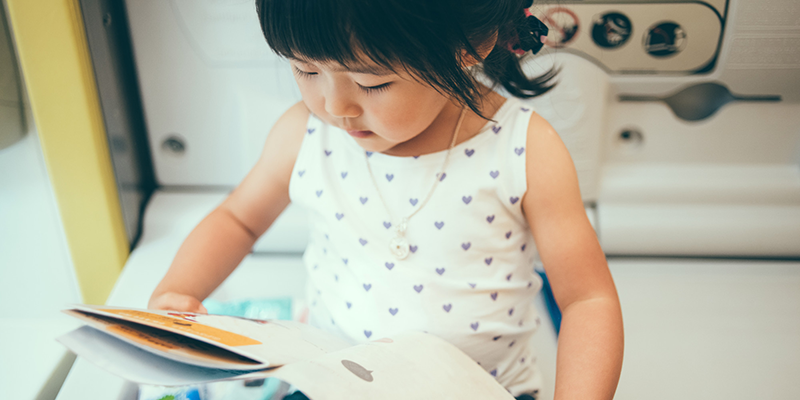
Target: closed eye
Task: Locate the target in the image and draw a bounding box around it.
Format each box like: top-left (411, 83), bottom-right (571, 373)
top-left (293, 65), bottom-right (392, 94)
top-left (292, 66), bottom-right (317, 78)
top-left (358, 82), bottom-right (393, 94)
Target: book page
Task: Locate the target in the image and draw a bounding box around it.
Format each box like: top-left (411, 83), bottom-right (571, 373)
top-left (57, 326), bottom-right (263, 386)
top-left (63, 309), bottom-right (266, 370)
top-left (66, 305), bottom-right (350, 368)
top-left (61, 306), bottom-right (515, 397)
top-left (261, 332), bottom-right (516, 400)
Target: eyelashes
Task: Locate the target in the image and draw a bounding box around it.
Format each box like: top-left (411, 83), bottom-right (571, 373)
top-left (359, 82), bottom-right (392, 94)
top-left (292, 67), bottom-right (392, 94)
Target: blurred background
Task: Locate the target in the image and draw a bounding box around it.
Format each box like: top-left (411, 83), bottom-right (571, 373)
top-left (1, 0), bottom-right (798, 399)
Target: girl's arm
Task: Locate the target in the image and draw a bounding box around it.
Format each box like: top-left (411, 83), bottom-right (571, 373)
top-left (521, 113), bottom-right (624, 400)
top-left (148, 102), bottom-right (310, 312)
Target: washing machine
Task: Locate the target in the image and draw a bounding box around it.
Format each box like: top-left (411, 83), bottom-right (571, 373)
top-left (57, 0), bottom-right (800, 399)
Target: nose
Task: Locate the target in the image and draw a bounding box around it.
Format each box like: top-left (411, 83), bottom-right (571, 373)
top-left (323, 83), bottom-right (361, 119)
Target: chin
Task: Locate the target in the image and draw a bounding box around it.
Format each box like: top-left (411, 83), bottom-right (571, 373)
top-left (353, 138), bottom-right (395, 153)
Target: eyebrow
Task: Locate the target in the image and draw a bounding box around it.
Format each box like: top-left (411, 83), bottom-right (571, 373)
top-left (288, 56), bottom-right (393, 76)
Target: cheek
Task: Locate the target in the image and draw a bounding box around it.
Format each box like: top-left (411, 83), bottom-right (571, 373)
top-left (296, 83), bottom-right (324, 113)
top-left (371, 92), bottom-right (447, 140)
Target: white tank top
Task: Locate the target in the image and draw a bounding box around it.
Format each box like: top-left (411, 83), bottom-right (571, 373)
top-left (288, 97), bottom-right (544, 396)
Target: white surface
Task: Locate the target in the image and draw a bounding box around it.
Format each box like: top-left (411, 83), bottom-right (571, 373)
top-left (596, 164), bottom-right (800, 256)
top-left (125, 0), bottom-right (301, 186)
top-left (612, 259), bottom-right (800, 399)
top-left (0, 317), bottom-right (81, 399)
top-left (0, 86), bottom-right (80, 319)
top-left (599, 203), bottom-right (800, 256)
top-left (0, 71), bottom-right (82, 398)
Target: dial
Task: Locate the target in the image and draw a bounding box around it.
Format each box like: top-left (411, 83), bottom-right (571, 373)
top-left (541, 7), bottom-right (580, 48)
top-left (592, 12), bottom-right (632, 49)
top-left (644, 21), bottom-right (687, 58)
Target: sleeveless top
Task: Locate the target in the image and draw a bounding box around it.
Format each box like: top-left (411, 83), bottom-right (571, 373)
top-left (288, 97), bottom-right (544, 396)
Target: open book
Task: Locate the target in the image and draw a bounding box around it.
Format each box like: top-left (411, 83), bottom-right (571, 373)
top-left (58, 305), bottom-right (515, 399)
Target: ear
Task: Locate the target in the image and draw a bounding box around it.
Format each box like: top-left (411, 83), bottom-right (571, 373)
top-left (461, 31), bottom-right (499, 67)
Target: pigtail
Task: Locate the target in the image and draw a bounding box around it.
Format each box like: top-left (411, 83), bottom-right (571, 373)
top-left (481, 44), bottom-right (560, 99)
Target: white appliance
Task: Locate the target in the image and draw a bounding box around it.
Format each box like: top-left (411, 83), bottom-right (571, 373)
top-left (58, 0), bottom-right (800, 399)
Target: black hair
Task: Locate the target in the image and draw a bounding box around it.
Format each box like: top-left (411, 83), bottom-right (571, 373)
top-left (255, 0), bottom-right (560, 119)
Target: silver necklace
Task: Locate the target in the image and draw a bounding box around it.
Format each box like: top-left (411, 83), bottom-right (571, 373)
top-left (365, 108), bottom-right (467, 260)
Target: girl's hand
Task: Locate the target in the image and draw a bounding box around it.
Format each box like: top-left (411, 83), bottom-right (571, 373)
top-left (148, 292), bottom-right (208, 314)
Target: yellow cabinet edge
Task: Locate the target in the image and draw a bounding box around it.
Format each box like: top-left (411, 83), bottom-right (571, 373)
top-left (6, 0), bottom-right (129, 304)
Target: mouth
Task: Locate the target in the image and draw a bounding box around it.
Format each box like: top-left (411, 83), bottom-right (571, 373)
top-left (346, 130), bottom-right (374, 138)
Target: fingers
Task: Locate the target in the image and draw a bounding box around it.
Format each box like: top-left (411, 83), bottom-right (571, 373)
top-left (148, 292), bottom-right (208, 314)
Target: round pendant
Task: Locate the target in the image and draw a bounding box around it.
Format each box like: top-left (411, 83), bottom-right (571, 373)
top-left (389, 236), bottom-right (410, 260)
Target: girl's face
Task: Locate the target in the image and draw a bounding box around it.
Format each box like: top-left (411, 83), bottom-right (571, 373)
top-left (289, 57), bottom-right (453, 153)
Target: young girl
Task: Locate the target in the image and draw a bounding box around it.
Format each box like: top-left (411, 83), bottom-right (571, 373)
top-left (149, 0), bottom-right (624, 398)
